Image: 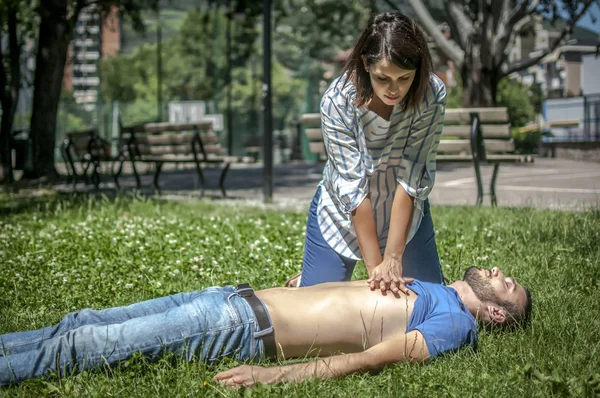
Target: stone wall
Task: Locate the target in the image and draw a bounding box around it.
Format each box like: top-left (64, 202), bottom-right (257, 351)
top-left (554, 147), bottom-right (600, 163)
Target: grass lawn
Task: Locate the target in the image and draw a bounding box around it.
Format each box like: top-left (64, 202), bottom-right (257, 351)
top-left (0, 194), bottom-right (599, 397)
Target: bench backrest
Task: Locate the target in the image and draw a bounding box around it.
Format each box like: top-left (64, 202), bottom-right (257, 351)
top-left (63, 129), bottom-right (112, 160)
top-left (440, 107), bottom-right (513, 155)
top-left (302, 107), bottom-right (514, 159)
top-left (124, 122), bottom-right (224, 159)
top-left (302, 113), bottom-right (326, 160)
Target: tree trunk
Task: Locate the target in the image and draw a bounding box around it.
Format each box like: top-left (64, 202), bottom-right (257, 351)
top-left (0, 98), bottom-right (16, 183)
top-left (26, 0), bottom-right (72, 180)
top-left (461, 39), bottom-right (496, 107)
top-left (0, 5), bottom-right (21, 184)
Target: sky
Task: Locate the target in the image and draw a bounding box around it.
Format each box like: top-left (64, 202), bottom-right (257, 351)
top-left (576, 2), bottom-right (600, 34)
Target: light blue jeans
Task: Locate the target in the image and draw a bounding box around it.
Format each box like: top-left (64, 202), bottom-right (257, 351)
top-left (0, 286), bottom-right (264, 386)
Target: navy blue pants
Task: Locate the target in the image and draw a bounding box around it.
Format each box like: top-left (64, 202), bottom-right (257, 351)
top-left (300, 188), bottom-right (443, 286)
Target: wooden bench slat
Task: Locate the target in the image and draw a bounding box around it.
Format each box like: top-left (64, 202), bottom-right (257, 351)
top-left (301, 113), bottom-right (321, 126)
top-left (442, 124), bottom-right (511, 138)
top-left (309, 142), bottom-right (326, 155)
top-left (485, 154), bottom-right (531, 162)
top-left (135, 134), bottom-right (195, 146)
top-left (444, 108), bottom-right (509, 123)
top-left (438, 139), bottom-right (515, 154)
top-left (306, 128), bottom-right (324, 142)
top-left (199, 132), bottom-right (219, 145)
top-left (137, 145), bottom-right (193, 156)
top-left (436, 154), bottom-right (473, 162)
top-left (130, 122), bottom-right (213, 133)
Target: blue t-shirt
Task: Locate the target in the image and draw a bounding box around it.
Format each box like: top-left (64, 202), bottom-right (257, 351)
top-left (406, 280), bottom-right (478, 357)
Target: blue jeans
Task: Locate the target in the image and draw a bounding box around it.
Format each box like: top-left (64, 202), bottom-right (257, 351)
top-left (300, 188), bottom-right (443, 286)
top-left (0, 286), bottom-right (264, 386)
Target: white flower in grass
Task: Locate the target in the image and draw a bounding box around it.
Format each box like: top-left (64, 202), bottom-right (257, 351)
top-left (456, 244), bottom-right (464, 249)
top-left (125, 283), bottom-right (133, 289)
top-left (191, 265), bottom-right (199, 271)
top-left (295, 242), bottom-right (302, 247)
top-left (156, 281), bottom-right (162, 288)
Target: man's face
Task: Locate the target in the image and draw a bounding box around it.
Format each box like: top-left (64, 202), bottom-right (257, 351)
top-left (463, 266), bottom-right (528, 322)
top-left (363, 58), bottom-right (416, 106)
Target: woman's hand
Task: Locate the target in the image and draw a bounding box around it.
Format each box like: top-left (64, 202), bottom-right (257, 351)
top-left (367, 257), bottom-right (413, 295)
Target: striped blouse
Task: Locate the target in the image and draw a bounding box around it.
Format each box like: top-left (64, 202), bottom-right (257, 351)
top-left (317, 73), bottom-right (447, 260)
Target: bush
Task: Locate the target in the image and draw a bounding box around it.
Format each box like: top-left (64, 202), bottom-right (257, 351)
top-left (496, 78), bottom-right (537, 128)
top-left (511, 126), bottom-right (543, 154)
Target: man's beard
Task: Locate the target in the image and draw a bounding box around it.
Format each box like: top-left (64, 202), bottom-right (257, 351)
top-left (463, 266), bottom-right (501, 304)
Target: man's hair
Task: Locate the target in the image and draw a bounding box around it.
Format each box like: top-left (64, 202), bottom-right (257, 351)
top-left (340, 11), bottom-right (433, 112)
top-left (501, 287), bottom-right (533, 329)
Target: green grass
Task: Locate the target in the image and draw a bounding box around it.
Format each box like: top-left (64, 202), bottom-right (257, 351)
top-left (0, 194), bottom-right (599, 397)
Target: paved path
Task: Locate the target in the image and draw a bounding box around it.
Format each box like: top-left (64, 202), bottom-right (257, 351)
top-left (59, 157), bottom-right (600, 211)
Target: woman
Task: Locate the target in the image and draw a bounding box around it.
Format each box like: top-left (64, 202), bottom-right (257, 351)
top-left (291, 11), bottom-right (447, 294)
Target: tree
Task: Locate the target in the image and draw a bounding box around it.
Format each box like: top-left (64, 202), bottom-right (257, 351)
top-left (0, 0), bottom-right (36, 183)
top-left (383, 0), bottom-right (598, 107)
top-left (27, 0), bottom-right (160, 181)
top-left (100, 8), bottom-right (307, 138)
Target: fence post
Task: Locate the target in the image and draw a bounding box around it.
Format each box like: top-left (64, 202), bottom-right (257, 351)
top-left (111, 101), bottom-right (120, 156)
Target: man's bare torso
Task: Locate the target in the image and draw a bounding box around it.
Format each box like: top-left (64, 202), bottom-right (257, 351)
top-left (256, 281), bottom-right (418, 359)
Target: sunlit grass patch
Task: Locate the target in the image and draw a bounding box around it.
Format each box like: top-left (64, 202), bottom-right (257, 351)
top-left (0, 195), bottom-right (598, 397)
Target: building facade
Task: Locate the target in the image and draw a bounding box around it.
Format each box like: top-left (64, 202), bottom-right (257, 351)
top-left (63, 5), bottom-right (120, 111)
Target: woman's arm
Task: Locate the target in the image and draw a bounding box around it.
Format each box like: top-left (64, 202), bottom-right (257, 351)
top-left (320, 87), bottom-right (382, 272)
top-left (352, 196), bottom-right (383, 275)
top-left (367, 188), bottom-right (415, 294)
top-left (370, 80), bottom-right (447, 293)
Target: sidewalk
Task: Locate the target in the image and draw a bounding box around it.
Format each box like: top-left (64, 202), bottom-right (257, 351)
top-left (56, 157), bottom-right (600, 211)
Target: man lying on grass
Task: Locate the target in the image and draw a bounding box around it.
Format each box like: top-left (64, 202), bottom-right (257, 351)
top-left (0, 266), bottom-right (531, 387)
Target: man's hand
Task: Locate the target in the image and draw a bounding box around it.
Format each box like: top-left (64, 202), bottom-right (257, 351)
top-left (367, 257), bottom-right (413, 295)
top-left (213, 365), bottom-right (281, 388)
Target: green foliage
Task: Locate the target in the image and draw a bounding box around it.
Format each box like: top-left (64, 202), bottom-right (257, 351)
top-left (0, 195), bottom-right (599, 396)
top-left (496, 78), bottom-right (537, 128)
top-left (510, 127), bottom-right (543, 153)
top-left (445, 73), bottom-right (463, 109)
top-left (101, 8), bottom-right (307, 135)
top-left (511, 127), bottom-right (543, 154)
top-left (273, 0), bottom-right (371, 71)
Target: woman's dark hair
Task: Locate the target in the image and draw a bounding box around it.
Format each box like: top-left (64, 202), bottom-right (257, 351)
top-left (342, 11), bottom-right (433, 111)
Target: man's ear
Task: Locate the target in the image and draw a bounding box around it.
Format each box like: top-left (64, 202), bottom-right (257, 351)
top-left (486, 304), bottom-right (506, 324)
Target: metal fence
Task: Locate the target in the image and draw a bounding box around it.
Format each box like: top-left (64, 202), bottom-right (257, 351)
top-left (544, 94), bottom-right (600, 141)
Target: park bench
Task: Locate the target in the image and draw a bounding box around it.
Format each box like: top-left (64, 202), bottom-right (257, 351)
top-left (61, 128), bottom-right (114, 189)
top-left (117, 121), bottom-right (254, 196)
top-left (302, 107), bottom-right (533, 206)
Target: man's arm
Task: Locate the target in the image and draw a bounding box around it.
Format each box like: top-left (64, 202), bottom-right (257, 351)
top-left (213, 330), bottom-right (430, 388)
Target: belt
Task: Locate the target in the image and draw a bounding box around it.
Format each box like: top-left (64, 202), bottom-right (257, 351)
top-left (236, 283), bottom-right (277, 360)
